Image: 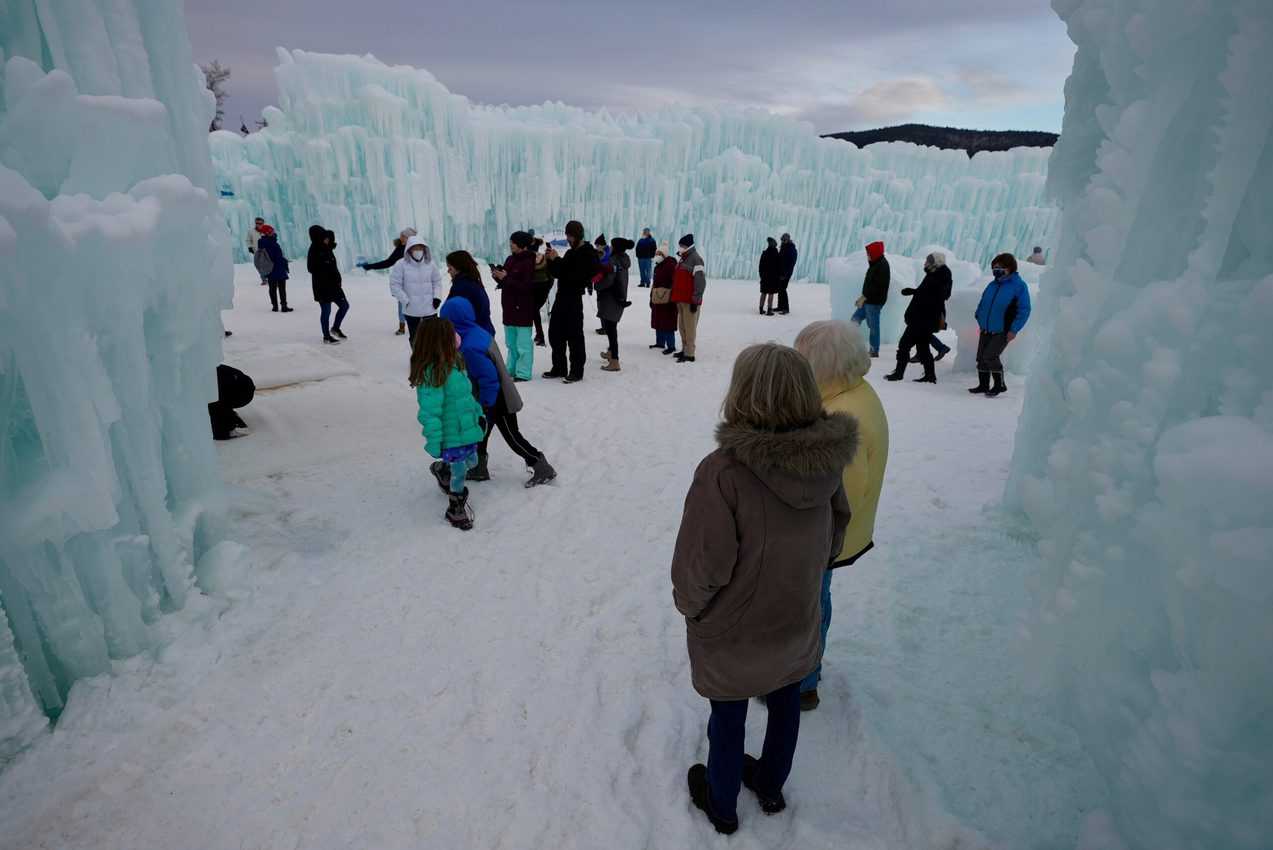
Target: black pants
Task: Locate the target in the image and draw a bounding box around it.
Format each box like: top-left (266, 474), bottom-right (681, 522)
top-left (896, 325), bottom-right (934, 370)
top-left (776, 276), bottom-right (791, 313)
top-left (268, 279), bottom-right (288, 309)
top-left (405, 314), bottom-right (433, 344)
top-left (707, 680), bottom-right (801, 822)
top-left (601, 318), bottom-right (619, 358)
top-left (548, 301), bottom-right (586, 379)
top-left (975, 331), bottom-right (1010, 375)
top-left (480, 396), bottom-right (542, 465)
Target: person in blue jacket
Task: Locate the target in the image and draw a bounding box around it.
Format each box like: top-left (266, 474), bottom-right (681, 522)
top-left (444, 251), bottom-right (497, 336)
top-left (635, 228), bottom-right (658, 287)
top-left (439, 297), bottom-right (500, 409)
top-left (970, 252), bottom-right (1032, 398)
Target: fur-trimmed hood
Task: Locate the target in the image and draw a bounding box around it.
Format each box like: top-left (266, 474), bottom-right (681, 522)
top-left (715, 413), bottom-right (859, 509)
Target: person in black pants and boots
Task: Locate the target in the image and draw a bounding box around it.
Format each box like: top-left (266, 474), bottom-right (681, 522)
top-left (970, 252), bottom-right (1032, 397)
top-left (884, 251), bottom-right (952, 384)
top-left (257, 224), bottom-right (292, 313)
top-left (542, 220), bottom-right (599, 384)
top-left (308, 226), bottom-right (350, 344)
top-left (776, 233), bottom-right (797, 315)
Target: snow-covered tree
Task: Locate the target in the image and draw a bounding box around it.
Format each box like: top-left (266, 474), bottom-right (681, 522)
top-left (201, 61), bottom-right (230, 132)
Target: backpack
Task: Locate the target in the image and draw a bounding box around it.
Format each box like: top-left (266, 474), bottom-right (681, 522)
top-left (254, 244), bottom-right (274, 277)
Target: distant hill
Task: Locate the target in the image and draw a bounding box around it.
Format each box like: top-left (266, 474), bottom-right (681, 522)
top-left (823, 123), bottom-right (1058, 157)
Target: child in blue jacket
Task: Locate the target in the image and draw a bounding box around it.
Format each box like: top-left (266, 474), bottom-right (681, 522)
top-left (970, 252), bottom-right (1032, 397)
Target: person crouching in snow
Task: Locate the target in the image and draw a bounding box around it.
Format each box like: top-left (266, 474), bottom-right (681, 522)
top-left (410, 319), bottom-right (486, 531)
top-left (672, 343), bottom-right (854, 835)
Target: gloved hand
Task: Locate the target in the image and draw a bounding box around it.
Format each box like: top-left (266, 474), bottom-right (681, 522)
top-left (433, 298), bottom-right (442, 309)
top-left (357, 262), bottom-right (368, 270)
top-left (248, 247), bottom-right (255, 254)
top-left (901, 287), bottom-right (915, 296)
top-left (690, 304), bottom-right (698, 314)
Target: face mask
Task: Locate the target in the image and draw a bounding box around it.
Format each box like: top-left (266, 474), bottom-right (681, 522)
top-left (992, 267), bottom-right (1007, 279)
top-left (410, 250), bottom-right (425, 261)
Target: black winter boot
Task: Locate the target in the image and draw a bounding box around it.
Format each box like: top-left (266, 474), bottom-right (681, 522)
top-left (741, 755), bottom-right (787, 814)
top-left (883, 363), bottom-right (906, 381)
top-left (987, 373), bottom-right (1008, 398)
top-left (968, 371), bottom-right (991, 394)
top-left (467, 452), bottom-right (490, 482)
top-left (446, 489), bottom-right (474, 530)
top-left (687, 764), bottom-right (738, 835)
top-left (525, 456), bottom-right (557, 488)
top-left (430, 461), bottom-right (451, 494)
top-left (913, 365), bottom-right (937, 384)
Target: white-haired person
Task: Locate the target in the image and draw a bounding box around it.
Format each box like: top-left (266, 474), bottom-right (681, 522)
top-left (886, 251), bottom-right (953, 384)
top-left (791, 320), bottom-right (890, 711)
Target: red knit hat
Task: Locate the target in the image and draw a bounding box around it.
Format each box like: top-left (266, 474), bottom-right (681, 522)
top-left (258, 224), bottom-right (275, 237)
top-left (865, 241), bottom-right (885, 261)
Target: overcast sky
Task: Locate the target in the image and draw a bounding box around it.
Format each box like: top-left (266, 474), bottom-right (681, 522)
top-left (185, 0), bottom-right (1075, 134)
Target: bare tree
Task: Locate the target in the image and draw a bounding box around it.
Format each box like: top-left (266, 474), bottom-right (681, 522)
top-left (201, 61), bottom-right (231, 132)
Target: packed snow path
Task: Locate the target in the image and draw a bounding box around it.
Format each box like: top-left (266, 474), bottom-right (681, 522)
top-left (0, 267), bottom-right (1093, 849)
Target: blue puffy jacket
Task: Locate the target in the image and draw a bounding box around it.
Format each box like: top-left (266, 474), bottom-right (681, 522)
top-left (974, 272), bottom-right (1032, 334)
top-left (439, 298), bottom-right (500, 408)
top-left (447, 276), bottom-right (495, 335)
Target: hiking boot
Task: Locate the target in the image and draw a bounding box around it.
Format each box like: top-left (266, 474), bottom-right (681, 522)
top-left (968, 371), bottom-right (991, 394)
top-left (676, 354), bottom-right (696, 363)
top-left (601, 359), bottom-right (620, 372)
top-left (987, 374), bottom-right (1008, 398)
top-left (467, 453), bottom-right (490, 482)
top-left (445, 489), bottom-right (474, 531)
top-left (429, 461), bottom-right (450, 494)
top-left (799, 689), bottom-right (820, 711)
top-left (525, 457), bottom-right (557, 488)
top-left (687, 765), bottom-right (738, 835)
top-left (600, 350), bottom-right (611, 361)
top-left (742, 755), bottom-right (786, 814)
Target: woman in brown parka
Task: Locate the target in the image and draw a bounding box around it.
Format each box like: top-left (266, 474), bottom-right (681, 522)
top-left (671, 343), bottom-right (856, 835)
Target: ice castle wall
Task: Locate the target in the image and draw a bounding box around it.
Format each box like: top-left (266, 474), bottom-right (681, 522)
top-left (211, 49), bottom-right (1059, 281)
top-left (0, 2), bottom-right (233, 762)
top-left (1006, 0), bottom-right (1273, 846)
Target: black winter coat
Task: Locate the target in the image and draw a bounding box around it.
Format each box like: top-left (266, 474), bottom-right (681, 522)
top-left (779, 242), bottom-right (798, 279)
top-left (363, 243), bottom-right (404, 271)
top-left (902, 266), bottom-right (953, 334)
top-left (759, 247), bottom-right (782, 294)
top-left (862, 257), bottom-right (890, 306)
top-left (307, 226), bottom-right (344, 303)
top-left (546, 242), bottom-right (599, 320)
top-left (635, 236), bottom-right (658, 259)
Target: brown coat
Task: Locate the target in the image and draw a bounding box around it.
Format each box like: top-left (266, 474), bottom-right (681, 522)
top-left (671, 414), bottom-right (856, 700)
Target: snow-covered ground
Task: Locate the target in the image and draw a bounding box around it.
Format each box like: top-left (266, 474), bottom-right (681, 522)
top-left (0, 266), bottom-right (1095, 850)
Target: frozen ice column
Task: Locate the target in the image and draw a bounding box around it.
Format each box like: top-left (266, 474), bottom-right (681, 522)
top-left (0, 0), bottom-right (233, 762)
top-left (1006, 1), bottom-right (1273, 847)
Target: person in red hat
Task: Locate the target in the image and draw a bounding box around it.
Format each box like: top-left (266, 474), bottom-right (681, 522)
top-left (851, 241), bottom-right (889, 356)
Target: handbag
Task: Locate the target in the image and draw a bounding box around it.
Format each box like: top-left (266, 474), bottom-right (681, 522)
top-left (651, 287), bottom-right (671, 305)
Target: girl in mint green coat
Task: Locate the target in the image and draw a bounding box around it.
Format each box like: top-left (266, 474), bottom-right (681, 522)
top-left (410, 318), bottom-right (486, 530)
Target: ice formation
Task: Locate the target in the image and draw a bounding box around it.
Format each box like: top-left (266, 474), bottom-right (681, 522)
top-left (0, 2), bottom-right (232, 761)
top-left (1006, 0), bottom-right (1273, 846)
top-left (211, 49), bottom-right (1059, 282)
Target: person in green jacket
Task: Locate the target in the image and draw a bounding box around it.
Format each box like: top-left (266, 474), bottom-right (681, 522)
top-left (409, 318), bottom-right (487, 530)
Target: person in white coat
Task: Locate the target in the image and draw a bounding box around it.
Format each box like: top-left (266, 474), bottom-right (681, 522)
top-left (390, 236), bottom-right (444, 342)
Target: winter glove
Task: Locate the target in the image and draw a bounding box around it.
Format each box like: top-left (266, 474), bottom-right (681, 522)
top-left (433, 298), bottom-right (442, 309)
top-left (901, 287), bottom-right (915, 296)
top-left (357, 262), bottom-right (368, 270)
top-left (248, 247), bottom-right (255, 254)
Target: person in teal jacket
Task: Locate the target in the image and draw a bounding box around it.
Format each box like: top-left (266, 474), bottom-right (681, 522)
top-left (970, 252), bottom-right (1032, 398)
top-left (409, 317), bottom-right (486, 530)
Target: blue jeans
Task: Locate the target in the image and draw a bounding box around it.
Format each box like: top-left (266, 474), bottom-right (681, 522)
top-left (851, 304), bottom-right (882, 353)
top-left (449, 454), bottom-right (478, 494)
top-left (656, 329), bottom-right (676, 351)
top-left (638, 257), bottom-right (653, 286)
top-left (398, 302), bottom-right (405, 324)
top-left (707, 681), bottom-right (801, 823)
top-left (320, 297), bottom-right (349, 338)
top-left (505, 326), bottom-right (534, 380)
top-left (800, 569), bottom-right (834, 693)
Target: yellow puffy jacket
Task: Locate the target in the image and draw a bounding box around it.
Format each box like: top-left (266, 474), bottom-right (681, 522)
top-left (821, 376), bottom-right (889, 565)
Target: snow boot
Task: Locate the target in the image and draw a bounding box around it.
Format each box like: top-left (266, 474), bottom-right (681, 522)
top-left (332, 328), bottom-right (347, 339)
top-left (742, 755), bottom-right (787, 815)
top-left (687, 765), bottom-right (739, 835)
top-left (884, 364), bottom-right (905, 381)
top-left (323, 336), bottom-right (340, 345)
top-left (799, 689), bottom-right (820, 711)
top-left (987, 373), bottom-right (1008, 398)
top-left (467, 452), bottom-right (490, 482)
top-left (600, 350), bottom-right (611, 362)
top-left (601, 358), bottom-right (620, 372)
top-left (913, 365), bottom-right (937, 384)
top-left (429, 461), bottom-right (451, 494)
top-left (563, 374), bottom-right (583, 384)
top-left (272, 306), bottom-right (279, 313)
top-left (676, 353), bottom-right (696, 363)
top-left (968, 371), bottom-right (991, 394)
top-left (649, 343), bottom-right (664, 349)
top-left (281, 306), bottom-right (293, 313)
top-left (445, 489), bottom-right (474, 531)
top-left (663, 348), bottom-right (678, 356)
top-left (525, 456), bottom-right (557, 488)
top-left (542, 369), bottom-right (566, 379)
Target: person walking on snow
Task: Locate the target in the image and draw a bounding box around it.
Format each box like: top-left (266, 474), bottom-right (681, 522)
top-left (635, 227), bottom-right (658, 287)
top-left (673, 343), bottom-right (854, 834)
top-left (649, 247), bottom-right (679, 354)
top-left (597, 237), bottom-right (633, 372)
top-left (256, 224), bottom-right (292, 313)
top-left (884, 252), bottom-right (952, 384)
top-left (390, 236), bottom-right (444, 342)
top-left (443, 251), bottom-right (496, 336)
top-left (777, 233), bottom-right (797, 315)
top-left (492, 231), bottom-right (538, 381)
top-left (307, 226), bottom-right (350, 344)
top-left (792, 320), bottom-right (889, 711)
top-left (360, 228), bottom-right (413, 335)
top-left (970, 253), bottom-right (1032, 398)
top-left (410, 317), bottom-right (486, 531)
top-left (247, 217), bottom-right (267, 285)
top-left (438, 298), bottom-right (556, 487)
top-left (851, 241), bottom-right (889, 356)
top-left (543, 220), bottom-right (599, 384)
top-left (671, 234), bottom-right (706, 363)
top-left (758, 237), bottom-right (782, 316)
